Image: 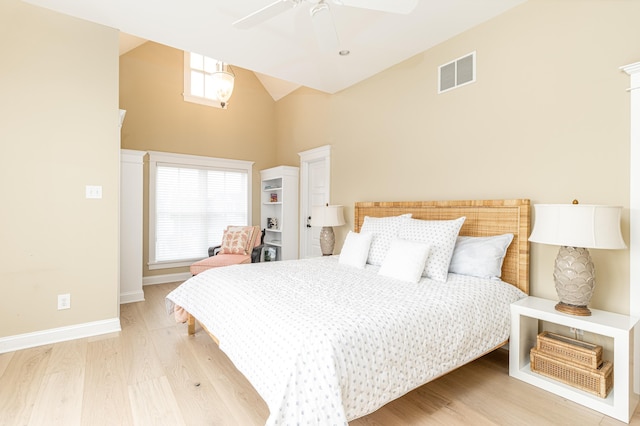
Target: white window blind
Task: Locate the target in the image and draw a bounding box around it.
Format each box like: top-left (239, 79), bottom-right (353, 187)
top-left (148, 152), bottom-right (253, 269)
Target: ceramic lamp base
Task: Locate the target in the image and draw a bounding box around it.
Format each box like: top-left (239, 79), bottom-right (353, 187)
top-left (555, 301), bottom-right (592, 316)
top-left (319, 226), bottom-right (335, 256)
top-left (553, 246), bottom-right (595, 316)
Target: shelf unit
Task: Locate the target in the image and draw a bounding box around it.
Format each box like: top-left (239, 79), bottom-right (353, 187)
top-left (509, 296), bottom-right (639, 423)
top-left (260, 166), bottom-right (299, 261)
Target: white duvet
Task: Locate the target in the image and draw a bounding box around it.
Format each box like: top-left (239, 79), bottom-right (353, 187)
top-left (165, 256), bottom-right (526, 425)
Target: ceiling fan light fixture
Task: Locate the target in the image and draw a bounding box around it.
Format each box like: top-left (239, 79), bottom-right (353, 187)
top-left (310, 1), bottom-right (339, 52)
top-left (234, 0), bottom-right (416, 58)
top-left (310, 0), bottom-right (329, 17)
top-left (211, 61), bottom-right (235, 108)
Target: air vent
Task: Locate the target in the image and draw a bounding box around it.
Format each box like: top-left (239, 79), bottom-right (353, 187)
top-left (438, 51), bottom-right (476, 94)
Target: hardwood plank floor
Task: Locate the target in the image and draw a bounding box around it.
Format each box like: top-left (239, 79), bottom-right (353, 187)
top-left (1, 282), bottom-right (639, 425)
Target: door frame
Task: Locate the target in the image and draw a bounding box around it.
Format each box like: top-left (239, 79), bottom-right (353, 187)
top-left (298, 145), bottom-right (331, 259)
top-left (622, 62), bottom-right (640, 394)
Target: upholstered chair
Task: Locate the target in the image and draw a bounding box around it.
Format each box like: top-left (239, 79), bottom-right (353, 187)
top-left (189, 226), bottom-right (264, 275)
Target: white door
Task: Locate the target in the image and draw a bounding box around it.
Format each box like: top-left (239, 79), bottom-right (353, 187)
top-left (299, 146), bottom-right (331, 258)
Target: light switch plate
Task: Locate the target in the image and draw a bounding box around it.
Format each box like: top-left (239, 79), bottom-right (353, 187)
top-left (85, 185), bottom-right (102, 199)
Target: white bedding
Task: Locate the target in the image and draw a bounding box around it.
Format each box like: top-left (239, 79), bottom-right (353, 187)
top-left (165, 256), bottom-right (526, 425)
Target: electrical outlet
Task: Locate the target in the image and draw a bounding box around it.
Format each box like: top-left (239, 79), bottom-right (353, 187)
top-left (58, 293), bottom-right (71, 310)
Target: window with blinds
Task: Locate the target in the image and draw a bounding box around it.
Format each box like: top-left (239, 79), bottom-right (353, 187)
top-left (148, 151), bottom-right (253, 269)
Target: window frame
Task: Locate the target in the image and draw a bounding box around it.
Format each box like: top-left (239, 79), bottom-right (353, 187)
top-left (147, 151), bottom-right (254, 270)
top-left (183, 51), bottom-right (229, 109)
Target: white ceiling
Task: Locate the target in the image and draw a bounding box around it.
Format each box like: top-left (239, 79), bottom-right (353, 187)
top-left (25, 0), bottom-right (526, 99)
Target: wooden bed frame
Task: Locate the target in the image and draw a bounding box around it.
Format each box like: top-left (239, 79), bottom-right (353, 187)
top-left (187, 198), bottom-right (531, 336)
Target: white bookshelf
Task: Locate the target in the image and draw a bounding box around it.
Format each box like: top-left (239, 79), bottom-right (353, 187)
top-left (260, 166), bottom-right (299, 261)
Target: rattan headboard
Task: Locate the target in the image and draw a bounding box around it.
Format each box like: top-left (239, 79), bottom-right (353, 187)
top-left (354, 199), bottom-right (530, 294)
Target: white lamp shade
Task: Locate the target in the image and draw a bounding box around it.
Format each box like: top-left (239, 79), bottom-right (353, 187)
top-left (310, 205), bottom-right (345, 227)
top-left (529, 204), bottom-right (626, 249)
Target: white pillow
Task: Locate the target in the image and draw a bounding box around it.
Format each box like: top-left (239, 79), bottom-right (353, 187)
top-left (378, 239), bottom-right (431, 283)
top-left (360, 214), bottom-right (411, 266)
top-left (339, 231), bottom-right (373, 269)
top-left (449, 233), bottom-right (514, 280)
top-left (398, 216), bottom-right (466, 282)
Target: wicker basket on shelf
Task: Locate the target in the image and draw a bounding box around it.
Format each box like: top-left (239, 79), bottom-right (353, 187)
top-left (536, 331), bottom-right (603, 369)
top-left (530, 348), bottom-right (613, 398)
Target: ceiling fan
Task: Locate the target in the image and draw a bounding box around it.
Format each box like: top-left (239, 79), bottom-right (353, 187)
top-left (233, 0), bottom-right (418, 52)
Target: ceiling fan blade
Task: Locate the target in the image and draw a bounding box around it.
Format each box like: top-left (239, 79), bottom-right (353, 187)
top-left (310, 2), bottom-right (339, 52)
top-left (233, 0), bottom-right (298, 30)
top-left (333, 0), bottom-right (418, 14)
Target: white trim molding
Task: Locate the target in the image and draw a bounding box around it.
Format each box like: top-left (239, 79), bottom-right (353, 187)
top-left (0, 318), bottom-right (121, 354)
top-left (120, 290), bottom-right (145, 304)
top-left (142, 271), bottom-right (192, 286)
top-left (621, 61), bottom-right (640, 394)
top-left (120, 149), bottom-right (146, 307)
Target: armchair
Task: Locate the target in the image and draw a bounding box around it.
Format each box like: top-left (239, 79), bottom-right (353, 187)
top-left (189, 226), bottom-right (265, 276)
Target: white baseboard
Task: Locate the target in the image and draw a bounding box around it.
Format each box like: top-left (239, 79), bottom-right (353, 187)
top-left (120, 291), bottom-right (145, 304)
top-left (143, 272), bottom-right (191, 286)
top-left (0, 318), bottom-right (121, 354)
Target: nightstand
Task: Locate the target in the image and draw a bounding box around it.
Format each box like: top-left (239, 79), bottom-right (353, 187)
top-left (509, 296), bottom-right (639, 423)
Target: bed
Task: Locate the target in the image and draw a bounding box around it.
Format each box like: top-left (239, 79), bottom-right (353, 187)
top-left (166, 199), bottom-right (531, 425)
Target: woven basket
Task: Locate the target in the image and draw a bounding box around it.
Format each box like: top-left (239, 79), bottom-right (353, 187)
top-left (536, 331), bottom-right (602, 369)
top-left (530, 348), bottom-right (613, 398)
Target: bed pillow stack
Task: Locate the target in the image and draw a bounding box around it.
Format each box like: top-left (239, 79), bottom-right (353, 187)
top-left (339, 214), bottom-right (515, 283)
top-left (341, 214), bottom-right (464, 283)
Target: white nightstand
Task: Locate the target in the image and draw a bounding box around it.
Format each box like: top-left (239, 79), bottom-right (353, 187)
top-left (509, 296), bottom-right (639, 423)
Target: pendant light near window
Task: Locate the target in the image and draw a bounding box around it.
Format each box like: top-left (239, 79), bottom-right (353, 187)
top-left (212, 61), bottom-right (235, 108)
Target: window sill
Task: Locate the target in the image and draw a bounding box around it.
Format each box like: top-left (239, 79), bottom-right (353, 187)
top-left (183, 94), bottom-right (226, 109)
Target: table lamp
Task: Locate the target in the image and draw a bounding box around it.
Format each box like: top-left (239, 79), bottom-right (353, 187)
top-left (528, 201), bottom-right (626, 316)
top-left (311, 204), bottom-right (345, 256)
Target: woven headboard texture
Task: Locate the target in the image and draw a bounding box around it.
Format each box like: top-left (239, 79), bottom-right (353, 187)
top-left (354, 199), bottom-right (530, 294)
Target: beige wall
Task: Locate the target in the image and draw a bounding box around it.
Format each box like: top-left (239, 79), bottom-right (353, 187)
top-left (0, 1), bottom-right (120, 336)
top-left (275, 0), bottom-right (639, 314)
top-left (119, 42), bottom-right (278, 277)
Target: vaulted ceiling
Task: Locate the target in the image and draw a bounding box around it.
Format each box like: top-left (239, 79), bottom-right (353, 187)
top-left (25, 0), bottom-right (527, 100)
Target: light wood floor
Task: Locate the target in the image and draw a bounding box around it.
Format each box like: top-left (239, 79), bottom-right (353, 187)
top-left (1, 282), bottom-right (639, 426)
